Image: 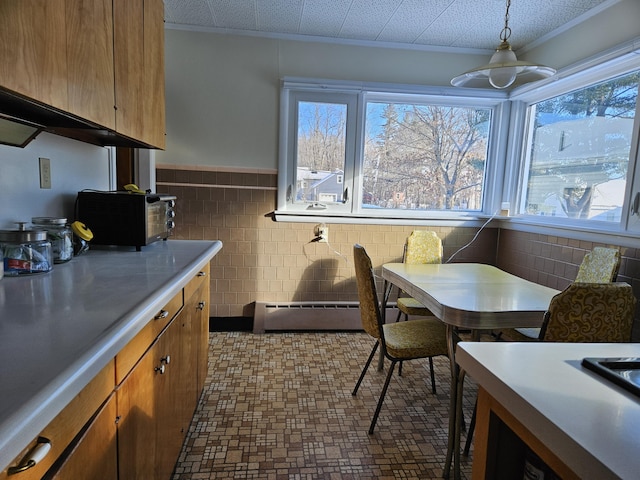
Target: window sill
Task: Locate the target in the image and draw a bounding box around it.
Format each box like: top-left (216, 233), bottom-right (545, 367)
top-left (273, 210), bottom-right (495, 226)
top-left (497, 216), bottom-right (640, 249)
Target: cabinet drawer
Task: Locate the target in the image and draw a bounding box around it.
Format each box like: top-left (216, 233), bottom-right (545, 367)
top-left (0, 361), bottom-right (115, 480)
top-left (115, 290), bottom-right (183, 385)
top-left (184, 263), bottom-right (210, 301)
top-left (46, 393), bottom-right (118, 480)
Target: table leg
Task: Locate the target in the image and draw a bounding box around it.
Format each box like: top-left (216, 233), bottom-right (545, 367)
top-left (442, 324), bottom-right (458, 479)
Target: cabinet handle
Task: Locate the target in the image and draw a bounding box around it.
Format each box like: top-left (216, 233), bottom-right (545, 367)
top-left (197, 271), bottom-right (207, 277)
top-left (155, 310), bottom-right (169, 320)
top-left (161, 355), bottom-right (171, 365)
top-left (197, 301), bottom-right (206, 311)
top-left (155, 365), bottom-right (166, 374)
top-left (7, 437), bottom-right (51, 475)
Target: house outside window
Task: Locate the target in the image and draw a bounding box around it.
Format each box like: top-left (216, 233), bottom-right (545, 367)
top-left (519, 69), bottom-right (640, 223)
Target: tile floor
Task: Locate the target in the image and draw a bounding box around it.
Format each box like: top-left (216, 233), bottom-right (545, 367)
top-left (172, 331), bottom-right (477, 479)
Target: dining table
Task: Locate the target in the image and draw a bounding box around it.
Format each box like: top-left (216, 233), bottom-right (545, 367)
top-left (380, 263), bottom-right (559, 480)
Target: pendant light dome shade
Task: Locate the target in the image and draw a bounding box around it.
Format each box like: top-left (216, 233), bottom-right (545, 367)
top-left (451, 1), bottom-right (556, 89)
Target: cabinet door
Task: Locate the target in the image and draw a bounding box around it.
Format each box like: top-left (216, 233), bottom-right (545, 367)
top-left (113, 0), bottom-right (165, 148)
top-left (195, 277), bottom-right (211, 394)
top-left (185, 265), bottom-right (211, 398)
top-left (142, 0), bottom-right (166, 148)
top-left (65, 0), bottom-right (116, 129)
top-left (46, 394), bottom-right (118, 480)
top-left (0, 0), bottom-right (68, 110)
top-left (113, 0), bottom-right (144, 142)
top-left (117, 318), bottom-right (186, 479)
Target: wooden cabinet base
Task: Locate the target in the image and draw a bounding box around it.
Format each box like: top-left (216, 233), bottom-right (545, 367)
top-left (472, 387), bottom-right (579, 480)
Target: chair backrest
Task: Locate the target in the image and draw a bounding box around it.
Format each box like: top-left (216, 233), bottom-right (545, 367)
top-left (353, 244), bottom-right (383, 340)
top-left (575, 247), bottom-right (621, 283)
top-left (404, 230), bottom-right (442, 265)
top-left (540, 282), bottom-right (636, 343)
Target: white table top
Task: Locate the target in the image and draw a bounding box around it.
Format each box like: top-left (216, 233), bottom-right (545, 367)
top-left (382, 263), bottom-right (559, 329)
top-left (457, 341), bottom-right (640, 480)
top-left (0, 240), bottom-right (222, 472)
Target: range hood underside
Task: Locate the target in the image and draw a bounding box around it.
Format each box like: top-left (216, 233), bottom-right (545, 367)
top-left (0, 89), bottom-right (155, 149)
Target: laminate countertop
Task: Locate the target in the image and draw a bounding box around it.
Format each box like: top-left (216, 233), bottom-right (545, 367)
top-left (0, 239), bottom-right (222, 472)
top-left (457, 341), bottom-right (640, 479)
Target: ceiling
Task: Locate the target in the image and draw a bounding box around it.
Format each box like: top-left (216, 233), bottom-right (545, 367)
top-left (163, 0), bottom-right (617, 53)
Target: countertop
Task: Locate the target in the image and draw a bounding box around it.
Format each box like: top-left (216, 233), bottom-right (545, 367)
top-left (0, 239), bottom-right (222, 472)
top-left (457, 341), bottom-right (640, 479)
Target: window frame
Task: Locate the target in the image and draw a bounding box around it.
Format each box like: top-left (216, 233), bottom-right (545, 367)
top-left (505, 44), bottom-right (640, 236)
top-left (277, 78), bottom-right (509, 222)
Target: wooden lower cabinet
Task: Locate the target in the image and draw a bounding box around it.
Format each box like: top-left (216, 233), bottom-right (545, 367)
top-left (45, 394), bottom-right (118, 480)
top-left (117, 311), bottom-right (188, 479)
top-left (1, 267), bottom-right (210, 480)
top-left (117, 268), bottom-right (210, 479)
top-left (473, 387), bottom-right (578, 480)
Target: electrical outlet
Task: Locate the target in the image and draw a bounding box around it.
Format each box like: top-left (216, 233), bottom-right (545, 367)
top-left (39, 157), bottom-right (51, 189)
top-left (315, 223), bottom-right (328, 243)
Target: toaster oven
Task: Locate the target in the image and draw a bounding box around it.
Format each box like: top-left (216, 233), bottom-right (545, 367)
top-left (76, 191), bottom-right (176, 251)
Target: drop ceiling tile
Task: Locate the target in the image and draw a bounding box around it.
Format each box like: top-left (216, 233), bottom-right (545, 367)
top-left (257, 0), bottom-right (304, 33)
top-left (299, 0), bottom-right (353, 37)
top-left (376, 0), bottom-right (453, 44)
top-left (206, 0), bottom-right (257, 30)
top-left (339, 0), bottom-right (403, 40)
top-left (163, 0), bottom-right (615, 51)
top-left (164, 0), bottom-right (215, 27)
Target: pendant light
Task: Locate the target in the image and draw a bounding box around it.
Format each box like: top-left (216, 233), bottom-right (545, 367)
top-left (451, 0), bottom-right (556, 89)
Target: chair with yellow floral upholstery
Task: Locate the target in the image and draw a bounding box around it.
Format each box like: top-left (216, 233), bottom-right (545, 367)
top-left (395, 230), bottom-right (443, 322)
top-left (352, 244), bottom-right (449, 434)
top-left (574, 246), bottom-right (621, 283)
top-left (503, 246), bottom-right (622, 341)
top-left (464, 280), bottom-right (636, 455)
top-left (539, 282), bottom-right (636, 342)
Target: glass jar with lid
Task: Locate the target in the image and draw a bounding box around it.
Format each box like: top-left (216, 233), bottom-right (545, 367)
top-left (0, 223), bottom-right (53, 275)
top-left (32, 217), bottom-right (73, 263)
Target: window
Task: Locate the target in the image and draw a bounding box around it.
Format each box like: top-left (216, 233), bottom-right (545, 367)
top-left (519, 70), bottom-right (640, 223)
top-left (278, 80), bottom-right (507, 219)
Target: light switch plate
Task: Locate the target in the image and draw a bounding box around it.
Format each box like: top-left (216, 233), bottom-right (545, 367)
top-left (39, 157), bottom-right (51, 189)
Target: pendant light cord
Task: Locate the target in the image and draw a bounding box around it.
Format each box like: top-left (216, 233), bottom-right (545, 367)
top-left (500, 0), bottom-right (512, 43)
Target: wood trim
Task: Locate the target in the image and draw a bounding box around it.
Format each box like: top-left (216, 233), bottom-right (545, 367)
top-left (473, 387), bottom-right (579, 480)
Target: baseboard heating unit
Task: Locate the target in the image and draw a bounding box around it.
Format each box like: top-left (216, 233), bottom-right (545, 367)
top-left (253, 301), bottom-right (398, 333)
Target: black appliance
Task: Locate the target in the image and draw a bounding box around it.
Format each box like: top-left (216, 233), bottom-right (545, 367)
top-left (76, 191), bottom-right (176, 251)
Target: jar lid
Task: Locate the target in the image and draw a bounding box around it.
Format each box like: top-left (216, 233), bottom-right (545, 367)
top-left (32, 217), bottom-right (68, 225)
top-left (71, 221), bottom-right (94, 241)
top-left (0, 228), bottom-right (48, 243)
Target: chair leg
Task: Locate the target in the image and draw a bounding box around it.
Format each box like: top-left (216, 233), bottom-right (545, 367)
top-left (463, 398), bottom-right (477, 456)
top-left (397, 313), bottom-right (408, 375)
top-left (352, 341), bottom-right (379, 396)
top-left (395, 309), bottom-right (403, 322)
top-left (369, 359), bottom-right (397, 435)
top-left (428, 357), bottom-right (436, 394)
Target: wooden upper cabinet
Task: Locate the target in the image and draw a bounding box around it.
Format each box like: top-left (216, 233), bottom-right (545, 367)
top-left (0, 0), bottom-right (69, 110)
top-left (0, 0), bottom-right (165, 149)
top-left (66, 0), bottom-right (116, 130)
top-left (114, 0), bottom-right (166, 149)
top-left (114, 0), bottom-right (145, 143)
top-left (143, 0), bottom-right (166, 149)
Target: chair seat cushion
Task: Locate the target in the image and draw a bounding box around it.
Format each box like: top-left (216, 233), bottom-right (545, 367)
top-left (397, 297), bottom-right (433, 316)
top-left (383, 317), bottom-right (448, 359)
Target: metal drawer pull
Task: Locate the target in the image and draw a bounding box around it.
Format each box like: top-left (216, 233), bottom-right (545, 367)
top-left (197, 271), bottom-right (206, 277)
top-left (197, 301), bottom-right (206, 311)
top-left (8, 437), bottom-right (51, 475)
top-left (155, 365), bottom-right (166, 374)
top-left (155, 310), bottom-right (169, 320)
top-left (161, 355), bottom-right (171, 365)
